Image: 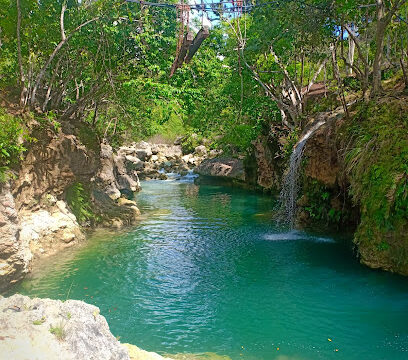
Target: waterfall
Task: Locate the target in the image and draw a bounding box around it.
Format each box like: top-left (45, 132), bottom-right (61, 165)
top-left (278, 120), bottom-right (325, 228)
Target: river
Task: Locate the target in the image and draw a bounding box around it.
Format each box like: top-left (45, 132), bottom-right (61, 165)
top-left (12, 179), bottom-right (408, 360)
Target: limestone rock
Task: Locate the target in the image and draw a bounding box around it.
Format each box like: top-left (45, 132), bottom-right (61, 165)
top-left (125, 156), bottom-right (145, 171)
top-left (303, 114), bottom-right (341, 187)
top-left (13, 130), bottom-right (98, 210)
top-left (209, 149), bottom-right (223, 159)
top-left (124, 343), bottom-right (173, 360)
top-left (97, 143), bottom-right (122, 200)
top-left (252, 136), bottom-right (281, 190)
top-left (0, 294), bottom-right (130, 360)
top-left (19, 204), bottom-right (85, 259)
top-left (0, 183), bottom-right (31, 292)
top-left (195, 158), bottom-right (245, 182)
top-left (194, 145), bottom-right (207, 156)
top-left (97, 143), bottom-right (141, 200)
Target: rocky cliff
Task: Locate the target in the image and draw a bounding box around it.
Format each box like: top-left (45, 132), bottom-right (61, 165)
top-left (0, 125), bottom-right (212, 292)
top-left (248, 99), bottom-right (408, 276)
top-left (0, 183), bottom-right (31, 292)
top-left (0, 127), bottom-right (143, 292)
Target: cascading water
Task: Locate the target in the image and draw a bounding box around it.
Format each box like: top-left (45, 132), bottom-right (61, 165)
top-left (279, 119), bottom-right (326, 228)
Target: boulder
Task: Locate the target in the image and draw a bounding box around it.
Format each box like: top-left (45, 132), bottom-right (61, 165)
top-left (209, 149), bottom-right (223, 158)
top-left (0, 294), bottom-right (130, 360)
top-left (97, 143), bottom-right (122, 200)
top-left (114, 155), bottom-right (141, 193)
top-left (173, 136), bottom-right (184, 145)
top-left (194, 145), bottom-right (207, 156)
top-left (133, 141), bottom-right (152, 161)
top-left (97, 144), bottom-right (141, 200)
top-left (125, 155), bottom-right (144, 171)
top-left (195, 158), bottom-right (245, 181)
top-left (18, 202), bottom-right (85, 259)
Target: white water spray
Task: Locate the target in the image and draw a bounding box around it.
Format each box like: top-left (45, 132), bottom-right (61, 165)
top-left (278, 120), bottom-right (325, 228)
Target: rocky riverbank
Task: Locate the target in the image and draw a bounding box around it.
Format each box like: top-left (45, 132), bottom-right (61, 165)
top-left (0, 294), bottom-right (172, 360)
top-left (0, 294), bottom-right (232, 360)
top-left (0, 125), bottom-right (215, 292)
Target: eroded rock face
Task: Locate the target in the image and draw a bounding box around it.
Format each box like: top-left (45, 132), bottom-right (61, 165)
top-left (0, 294), bottom-right (130, 360)
top-left (0, 130), bottom-right (145, 292)
top-left (0, 183), bottom-right (31, 292)
top-left (195, 158), bottom-right (245, 182)
top-left (13, 129), bottom-right (98, 210)
top-left (18, 199), bottom-right (85, 259)
top-left (252, 136), bottom-right (281, 190)
top-left (97, 143), bottom-right (141, 201)
top-left (303, 117), bottom-right (342, 187)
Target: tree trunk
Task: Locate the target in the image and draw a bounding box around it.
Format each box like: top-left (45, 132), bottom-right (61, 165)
top-left (347, 34), bottom-right (356, 76)
top-left (372, 0), bottom-right (406, 94)
top-left (30, 15), bottom-right (98, 106)
top-left (331, 44), bottom-right (349, 117)
top-left (372, 0), bottom-right (386, 95)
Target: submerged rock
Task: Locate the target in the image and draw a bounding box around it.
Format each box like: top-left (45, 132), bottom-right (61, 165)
top-left (124, 343), bottom-right (173, 360)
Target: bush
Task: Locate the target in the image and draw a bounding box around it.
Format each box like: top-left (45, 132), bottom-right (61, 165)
top-left (303, 179), bottom-right (351, 227)
top-left (0, 109), bottom-right (28, 181)
top-left (65, 182), bottom-right (98, 226)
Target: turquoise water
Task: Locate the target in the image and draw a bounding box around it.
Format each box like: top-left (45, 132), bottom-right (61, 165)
top-left (12, 180), bottom-right (408, 360)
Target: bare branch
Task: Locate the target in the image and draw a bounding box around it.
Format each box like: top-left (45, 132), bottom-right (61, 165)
top-left (302, 57), bottom-right (329, 96)
top-left (60, 2), bottom-right (67, 41)
top-left (31, 16), bottom-right (99, 105)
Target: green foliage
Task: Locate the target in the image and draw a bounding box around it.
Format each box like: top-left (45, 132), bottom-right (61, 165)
top-left (303, 179), bottom-right (348, 226)
top-left (0, 109), bottom-right (28, 180)
top-left (65, 182), bottom-right (97, 226)
top-left (32, 317), bottom-right (46, 325)
top-left (76, 123), bottom-right (100, 154)
top-left (181, 133), bottom-right (203, 154)
top-left (344, 99), bottom-right (408, 253)
top-left (283, 130), bottom-right (299, 162)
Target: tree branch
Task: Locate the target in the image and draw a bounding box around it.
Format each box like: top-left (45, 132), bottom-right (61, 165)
top-left (30, 16), bottom-right (99, 105)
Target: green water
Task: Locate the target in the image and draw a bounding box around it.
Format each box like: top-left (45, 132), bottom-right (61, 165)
top-left (12, 180), bottom-right (408, 360)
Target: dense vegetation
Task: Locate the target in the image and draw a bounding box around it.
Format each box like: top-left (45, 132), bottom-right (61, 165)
top-left (0, 1), bottom-right (407, 251)
top-left (0, 0), bottom-right (406, 147)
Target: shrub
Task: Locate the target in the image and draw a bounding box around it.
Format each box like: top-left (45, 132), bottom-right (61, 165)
top-left (0, 109), bottom-right (28, 180)
top-left (65, 182), bottom-right (97, 226)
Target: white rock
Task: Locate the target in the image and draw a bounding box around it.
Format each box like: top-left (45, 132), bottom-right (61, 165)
top-left (194, 145), bottom-right (207, 156)
top-left (0, 294), bottom-right (130, 360)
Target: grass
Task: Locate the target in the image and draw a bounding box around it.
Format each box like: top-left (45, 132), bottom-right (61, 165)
top-left (49, 320), bottom-right (67, 341)
top-left (32, 317), bottom-right (46, 325)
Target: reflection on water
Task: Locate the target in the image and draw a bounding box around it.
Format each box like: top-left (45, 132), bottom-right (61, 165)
top-left (11, 180), bottom-right (408, 360)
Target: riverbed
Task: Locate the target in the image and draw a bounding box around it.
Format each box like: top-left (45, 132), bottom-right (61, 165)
top-left (12, 179), bottom-right (408, 360)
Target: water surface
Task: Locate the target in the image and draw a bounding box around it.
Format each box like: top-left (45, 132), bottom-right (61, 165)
top-left (13, 180), bottom-right (408, 359)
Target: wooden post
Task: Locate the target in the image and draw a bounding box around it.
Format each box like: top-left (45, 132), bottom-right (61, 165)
top-left (170, 31), bottom-right (194, 77)
top-left (185, 26), bottom-right (210, 64)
